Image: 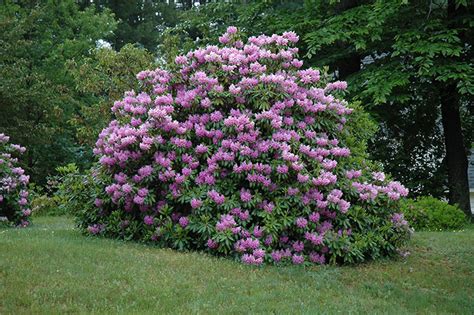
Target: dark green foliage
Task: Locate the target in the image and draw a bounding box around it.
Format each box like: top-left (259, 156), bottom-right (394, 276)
top-left (86, 0), bottom-right (179, 52)
top-left (0, 0), bottom-right (117, 183)
top-left (52, 164), bottom-right (98, 217)
top-left (401, 197), bottom-right (467, 231)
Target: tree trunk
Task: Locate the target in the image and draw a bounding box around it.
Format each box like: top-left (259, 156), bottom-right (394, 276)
top-left (440, 0), bottom-right (472, 218)
top-left (440, 83), bottom-right (472, 217)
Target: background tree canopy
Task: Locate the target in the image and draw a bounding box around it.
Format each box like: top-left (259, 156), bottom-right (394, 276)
top-left (0, 0), bottom-right (116, 182)
top-left (0, 0), bottom-right (472, 217)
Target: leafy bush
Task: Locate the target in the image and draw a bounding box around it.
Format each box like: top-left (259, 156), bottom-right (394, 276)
top-left (77, 27), bottom-right (412, 265)
top-left (51, 164), bottom-right (88, 216)
top-left (30, 164), bottom-right (98, 217)
top-left (401, 197), bottom-right (466, 231)
top-left (0, 133), bottom-right (31, 226)
top-left (29, 187), bottom-right (58, 217)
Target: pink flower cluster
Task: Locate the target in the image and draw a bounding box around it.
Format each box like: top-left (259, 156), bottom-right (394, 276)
top-left (87, 223), bottom-right (105, 235)
top-left (88, 27), bottom-right (411, 265)
top-left (0, 133), bottom-right (30, 227)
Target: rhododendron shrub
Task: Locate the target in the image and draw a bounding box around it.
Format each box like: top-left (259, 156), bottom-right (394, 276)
top-left (77, 27), bottom-right (411, 265)
top-left (0, 134), bottom-right (31, 227)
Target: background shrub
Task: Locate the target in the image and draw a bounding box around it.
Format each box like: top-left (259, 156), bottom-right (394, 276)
top-left (401, 197), bottom-right (466, 231)
top-left (29, 189), bottom-right (58, 217)
top-left (30, 164), bottom-right (98, 217)
top-left (77, 28), bottom-right (412, 265)
top-left (0, 133), bottom-right (31, 226)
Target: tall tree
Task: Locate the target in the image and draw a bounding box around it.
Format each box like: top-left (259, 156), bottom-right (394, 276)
top-left (439, 0), bottom-right (472, 216)
top-left (67, 44), bottom-right (155, 147)
top-left (0, 0), bottom-right (116, 183)
top-left (89, 0), bottom-right (178, 52)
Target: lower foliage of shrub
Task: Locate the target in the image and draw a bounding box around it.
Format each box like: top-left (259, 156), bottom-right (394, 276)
top-left (401, 197), bottom-right (466, 231)
top-left (76, 28), bottom-right (412, 266)
top-left (0, 133), bottom-right (31, 227)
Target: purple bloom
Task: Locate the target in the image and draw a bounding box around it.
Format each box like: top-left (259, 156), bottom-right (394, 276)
top-left (216, 214), bottom-right (236, 231)
top-left (179, 216), bottom-right (189, 227)
top-left (276, 165), bottom-right (289, 174)
top-left (207, 190), bottom-right (225, 205)
top-left (241, 254), bottom-right (255, 265)
top-left (253, 248), bottom-right (265, 258)
top-left (133, 195), bottom-right (145, 205)
top-left (238, 210), bottom-right (249, 221)
top-left (372, 172), bottom-right (386, 182)
top-left (292, 254), bottom-right (304, 265)
top-left (94, 198), bottom-right (103, 208)
top-left (309, 252), bottom-right (325, 264)
top-left (305, 232), bottom-right (323, 245)
top-left (296, 217), bottom-right (308, 228)
top-left (297, 173), bottom-right (309, 183)
top-left (240, 188), bottom-right (252, 203)
top-left (292, 241), bottom-right (304, 252)
top-left (260, 200), bottom-right (275, 213)
top-left (391, 213), bottom-right (408, 227)
top-left (309, 212), bottom-right (320, 222)
top-left (122, 183), bottom-right (133, 193)
top-left (87, 224), bottom-right (104, 235)
top-left (190, 198), bottom-right (202, 209)
top-left (144, 215), bottom-right (154, 225)
top-left (280, 235), bottom-right (289, 244)
top-left (138, 188), bottom-right (149, 197)
top-left (264, 235), bottom-right (273, 246)
top-left (138, 165), bottom-right (153, 177)
top-left (271, 251), bottom-right (283, 262)
top-left (288, 187), bottom-right (299, 196)
top-left (253, 226), bottom-right (264, 238)
top-left (207, 239), bottom-right (218, 249)
top-left (338, 199), bottom-right (351, 213)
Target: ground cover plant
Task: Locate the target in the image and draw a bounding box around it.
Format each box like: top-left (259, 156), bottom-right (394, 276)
top-left (78, 27), bottom-right (411, 265)
top-left (0, 133), bottom-right (31, 227)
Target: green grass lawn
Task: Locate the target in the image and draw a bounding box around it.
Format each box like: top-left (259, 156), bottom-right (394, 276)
top-left (1, 216), bottom-right (473, 314)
